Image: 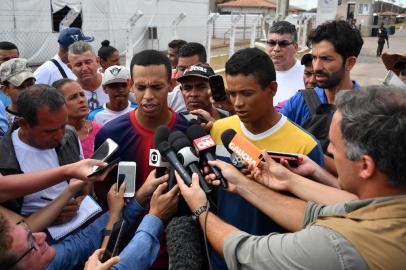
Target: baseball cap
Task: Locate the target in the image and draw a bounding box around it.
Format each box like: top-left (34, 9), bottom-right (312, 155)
top-left (0, 58), bottom-right (35, 87)
top-left (102, 65), bottom-right (130, 86)
top-left (177, 63), bottom-right (215, 83)
top-left (58, 27), bottom-right (94, 48)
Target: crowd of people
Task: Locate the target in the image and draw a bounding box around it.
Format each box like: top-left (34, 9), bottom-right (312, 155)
top-left (0, 19), bottom-right (405, 270)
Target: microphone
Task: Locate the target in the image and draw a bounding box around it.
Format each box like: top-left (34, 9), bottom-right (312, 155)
top-left (168, 131), bottom-right (212, 194)
top-left (186, 125), bottom-right (228, 188)
top-left (221, 129), bottom-right (262, 167)
top-left (166, 216), bottom-right (206, 270)
top-left (152, 126), bottom-right (171, 178)
top-left (157, 141), bottom-right (192, 186)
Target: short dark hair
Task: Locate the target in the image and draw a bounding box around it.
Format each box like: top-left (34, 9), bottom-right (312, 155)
top-left (98, 40), bottom-right (118, 61)
top-left (178, 42), bottom-right (207, 63)
top-left (301, 53), bottom-right (313, 67)
top-left (225, 48), bottom-right (276, 89)
top-left (336, 86), bottom-right (406, 187)
top-left (129, 50), bottom-right (172, 82)
top-left (0, 214), bottom-right (18, 270)
top-left (52, 78), bottom-right (76, 91)
top-left (168, 39), bottom-right (187, 51)
top-left (17, 84), bottom-right (66, 127)
top-left (307, 20), bottom-right (363, 61)
top-left (270, 21), bottom-right (297, 42)
top-left (0, 41), bottom-right (18, 52)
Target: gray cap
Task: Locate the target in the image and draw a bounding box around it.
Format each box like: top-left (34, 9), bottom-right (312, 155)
top-left (0, 58), bottom-right (35, 87)
top-left (102, 65), bottom-right (130, 86)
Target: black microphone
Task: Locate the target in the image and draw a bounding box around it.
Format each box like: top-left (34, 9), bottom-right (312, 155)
top-left (166, 216), bottom-right (206, 270)
top-left (157, 141), bottom-right (192, 186)
top-left (152, 125), bottom-right (171, 178)
top-left (168, 131), bottom-right (212, 194)
top-left (186, 125), bottom-right (228, 188)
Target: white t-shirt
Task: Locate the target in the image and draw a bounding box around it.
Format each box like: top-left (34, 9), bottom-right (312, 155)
top-left (168, 84), bottom-right (187, 113)
top-left (12, 129), bottom-right (68, 216)
top-left (34, 54), bottom-right (77, 85)
top-left (274, 60), bottom-right (305, 105)
top-left (93, 102), bottom-right (135, 126)
top-left (83, 85), bottom-right (110, 111)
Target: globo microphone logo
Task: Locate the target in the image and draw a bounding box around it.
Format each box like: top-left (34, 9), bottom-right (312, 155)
top-left (149, 149), bottom-right (160, 166)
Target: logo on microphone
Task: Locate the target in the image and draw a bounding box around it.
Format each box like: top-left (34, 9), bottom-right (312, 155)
top-left (228, 133), bottom-right (262, 167)
top-left (193, 135), bottom-right (215, 153)
top-left (149, 149), bottom-right (168, 167)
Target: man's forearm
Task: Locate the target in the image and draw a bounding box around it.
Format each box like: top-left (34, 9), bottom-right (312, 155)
top-left (236, 178), bottom-right (306, 232)
top-left (197, 211), bottom-right (239, 257)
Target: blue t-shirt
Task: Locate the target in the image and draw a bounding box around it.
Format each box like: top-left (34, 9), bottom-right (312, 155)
top-left (280, 82), bottom-right (360, 126)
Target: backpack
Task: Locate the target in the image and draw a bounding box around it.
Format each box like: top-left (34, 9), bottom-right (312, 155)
top-left (300, 89), bottom-right (335, 153)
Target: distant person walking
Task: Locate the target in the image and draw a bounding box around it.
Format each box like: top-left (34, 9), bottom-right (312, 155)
top-left (377, 22), bottom-right (389, 57)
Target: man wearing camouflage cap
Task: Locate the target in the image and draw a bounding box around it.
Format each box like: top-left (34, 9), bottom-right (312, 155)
top-left (0, 58), bottom-right (35, 128)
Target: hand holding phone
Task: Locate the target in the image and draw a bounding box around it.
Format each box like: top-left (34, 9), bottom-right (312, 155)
top-left (101, 219), bottom-right (126, 263)
top-left (116, 162), bottom-right (136, 197)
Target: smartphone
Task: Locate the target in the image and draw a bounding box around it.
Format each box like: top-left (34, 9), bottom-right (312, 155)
top-left (91, 138), bottom-right (119, 173)
top-left (266, 151), bottom-right (303, 168)
top-left (209, 75), bottom-right (227, 102)
top-left (87, 157), bottom-right (120, 177)
top-left (101, 219), bottom-right (126, 262)
top-left (116, 161), bottom-right (136, 197)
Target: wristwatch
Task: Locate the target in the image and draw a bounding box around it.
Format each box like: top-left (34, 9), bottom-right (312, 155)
top-left (103, 229), bottom-right (112, 236)
top-left (192, 205), bottom-right (208, 221)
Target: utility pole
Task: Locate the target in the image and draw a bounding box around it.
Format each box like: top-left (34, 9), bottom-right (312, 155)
top-left (276, 0), bottom-right (290, 21)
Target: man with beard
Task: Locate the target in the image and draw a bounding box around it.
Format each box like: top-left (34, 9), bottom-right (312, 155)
top-left (280, 20), bottom-right (363, 134)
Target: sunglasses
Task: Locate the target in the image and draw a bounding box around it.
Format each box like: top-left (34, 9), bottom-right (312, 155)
top-left (266, 40), bottom-right (294, 48)
top-left (9, 220), bottom-right (38, 267)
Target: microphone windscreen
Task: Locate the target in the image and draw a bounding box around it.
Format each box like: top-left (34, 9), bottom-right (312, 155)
top-left (166, 216), bottom-right (206, 270)
top-left (186, 124), bottom-right (207, 141)
top-left (154, 125), bottom-right (170, 148)
top-left (169, 131), bottom-right (192, 152)
top-left (157, 141), bottom-right (171, 155)
top-left (220, 129), bottom-right (237, 153)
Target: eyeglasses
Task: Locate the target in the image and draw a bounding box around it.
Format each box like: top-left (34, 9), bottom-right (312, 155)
top-left (10, 220), bottom-right (38, 267)
top-left (266, 39), bottom-right (294, 48)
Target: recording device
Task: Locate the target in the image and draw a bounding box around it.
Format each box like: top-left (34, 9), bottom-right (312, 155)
top-left (221, 129), bottom-right (262, 167)
top-left (152, 125), bottom-right (171, 177)
top-left (187, 125), bottom-right (228, 188)
top-left (87, 157), bottom-right (120, 177)
top-left (157, 141), bottom-right (192, 186)
top-left (209, 74), bottom-right (227, 102)
top-left (180, 112), bottom-right (207, 125)
top-left (116, 161), bottom-right (136, 197)
top-left (168, 131), bottom-right (212, 194)
top-left (90, 138), bottom-right (119, 173)
top-left (166, 216), bottom-right (206, 270)
top-left (101, 219), bottom-right (126, 262)
top-left (267, 151), bottom-right (303, 168)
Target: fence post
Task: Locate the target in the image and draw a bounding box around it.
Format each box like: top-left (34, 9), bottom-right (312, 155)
top-left (206, 13), bottom-right (219, 64)
top-left (229, 13), bottom-right (242, 58)
top-left (125, 10), bottom-right (143, 69)
top-left (172, 13), bottom-right (187, 39)
top-left (250, 15), bottom-right (263, 48)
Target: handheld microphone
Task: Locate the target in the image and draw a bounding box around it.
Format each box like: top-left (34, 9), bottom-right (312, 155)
top-left (157, 141), bottom-right (192, 186)
top-left (168, 131), bottom-right (212, 194)
top-left (152, 126), bottom-right (171, 178)
top-left (221, 129), bottom-right (262, 167)
top-left (186, 125), bottom-right (228, 188)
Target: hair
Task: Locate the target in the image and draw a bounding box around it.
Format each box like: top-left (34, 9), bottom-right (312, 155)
top-left (68, 40), bottom-right (95, 56)
top-left (52, 78), bottom-right (76, 91)
top-left (0, 42), bottom-right (18, 52)
top-left (178, 42), bottom-right (207, 63)
top-left (168, 39), bottom-right (187, 51)
top-left (129, 50), bottom-right (172, 82)
top-left (225, 47), bottom-right (276, 89)
top-left (307, 20), bottom-right (363, 61)
top-left (335, 86), bottom-right (406, 186)
top-left (0, 214), bottom-right (18, 270)
top-left (17, 84), bottom-right (66, 127)
top-left (301, 53), bottom-right (313, 67)
top-left (98, 40), bottom-right (118, 61)
top-left (270, 21), bottom-right (297, 42)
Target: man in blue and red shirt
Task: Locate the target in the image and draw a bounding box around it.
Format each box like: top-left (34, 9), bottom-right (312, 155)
top-left (94, 50), bottom-right (189, 269)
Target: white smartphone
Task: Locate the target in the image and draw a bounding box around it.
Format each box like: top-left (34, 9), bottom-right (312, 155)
top-left (116, 161), bottom-right (136, 198)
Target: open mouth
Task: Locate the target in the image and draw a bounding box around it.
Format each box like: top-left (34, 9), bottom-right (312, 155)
top-left (142, 104), bottom-right (158, 113)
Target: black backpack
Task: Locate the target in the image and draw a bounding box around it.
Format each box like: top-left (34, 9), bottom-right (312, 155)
top-left (300, 89), bottom-right (335, 153)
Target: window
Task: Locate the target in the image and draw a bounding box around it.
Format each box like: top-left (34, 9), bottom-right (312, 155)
top-left (358, 4), bottom-right (369, 15)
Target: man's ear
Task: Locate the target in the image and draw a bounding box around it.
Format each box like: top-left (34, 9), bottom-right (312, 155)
top-left (19, 117), bottom-right (28, 130)
top-left (67, 63), bottom-right (72, 69)
top-left (268, 81), bottom-right (278, 97)
top-left (345, 56), bottom-right (357, 71)
top-left (359, 154), bottom-right (376, 180)
top-left (128, 79), bottom-right (134, 92)
top-left (169, 78), bottom-right (177, 91)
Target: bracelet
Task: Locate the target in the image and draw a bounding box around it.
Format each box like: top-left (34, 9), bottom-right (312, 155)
top-left (103, 229), bottom-right (112, 236)
top-left (192, 205), bottom-right (208, 221)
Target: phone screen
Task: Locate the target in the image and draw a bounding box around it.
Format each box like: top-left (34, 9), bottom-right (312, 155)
top-left (209, 75), bottom-right (227, 102)
top-left (266, 151), bottom-right (302, 168)
top-left (101, 219), bottom-right (126, 262)
top-left (116, 162), bottom-right (136, 197)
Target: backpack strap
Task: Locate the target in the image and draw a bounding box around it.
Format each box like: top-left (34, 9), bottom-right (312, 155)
top-left (300, 89), bottom-right (321, 116)
top-left (50, 59), bottom-right (68, 78)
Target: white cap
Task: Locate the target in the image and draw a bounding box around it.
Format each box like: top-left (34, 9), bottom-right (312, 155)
top-left (102, 65), bottom-right (130, 86)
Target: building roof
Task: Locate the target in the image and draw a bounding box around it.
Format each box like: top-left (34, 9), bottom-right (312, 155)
top-left (218, 0), bottom-right (304, 12)
top-left (379, 11), bottom-right (399, 16)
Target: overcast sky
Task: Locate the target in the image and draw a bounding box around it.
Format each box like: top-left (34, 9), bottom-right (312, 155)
top-left (290, 0), bottom-right (406, 10)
